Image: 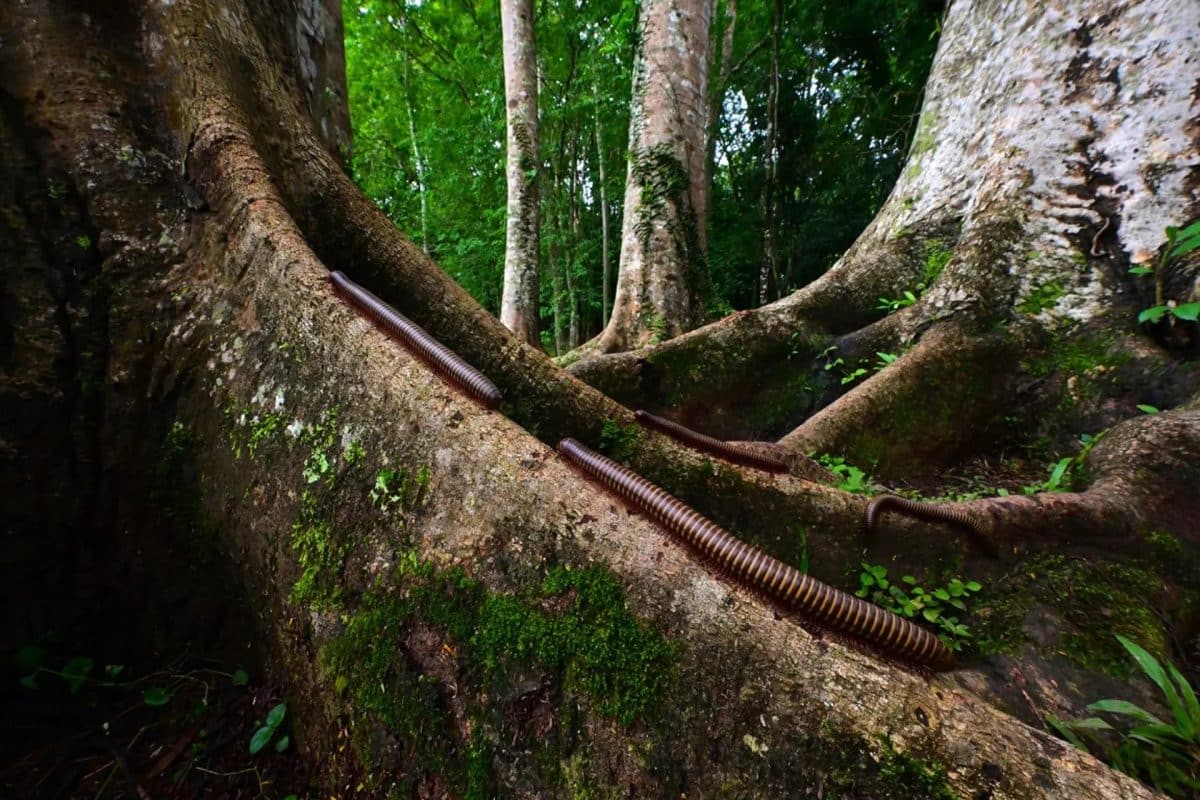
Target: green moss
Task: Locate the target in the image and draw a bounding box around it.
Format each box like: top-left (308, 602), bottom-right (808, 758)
top-left (1018, 280), bottom-right (1066, 314)
top-left (973, 554), bottom-right (1171, 675)
top-left (1025, 331), bottom-right (1123, 379)
top-left (289, 490), bottom-right (347, 610)
top-left (807, 730), bottom-right (958, 799)
top-left (322, 563), bottom-right (675, 793)
top-left (598, 419), bottom-right (641, 462)
top-left (922, 241), bottom-right (953, 284)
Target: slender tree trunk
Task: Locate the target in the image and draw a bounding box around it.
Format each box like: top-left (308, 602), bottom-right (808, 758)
top-left (566, 131), bottom-right (582, 349)
top-left (593, 81), bottom-right (612, 328)
top-left (499, 0), bottom-right (542, 347)
top-left (595, 0), bottom-right (715, 353)
top-left (402, 55), bottom-right (430, 255)
top-left (758, 0), bottom-right (782, 306)
top-left (704, 0), bottom-right (736, 226)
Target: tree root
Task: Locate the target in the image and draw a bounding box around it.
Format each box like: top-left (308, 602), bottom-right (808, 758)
top-left (778, 326), bottom-right (1018, 476)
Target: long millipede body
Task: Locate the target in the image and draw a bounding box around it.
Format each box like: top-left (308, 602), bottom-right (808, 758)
top-left (330, 271), bottom-right (502, 409)
top-left (864, 495), bottom-right (993, 555)
top-left (557, 438), bottom-right (955, 670)
top-left (633, 410), bottom-right (789, 473)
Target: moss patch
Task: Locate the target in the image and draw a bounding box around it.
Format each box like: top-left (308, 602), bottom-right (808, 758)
top-left (1018, 280), bottom-right (1066, 315)
top-left (973, 553), bottom-right (1175, 675)
top-left (804, 730), bottom-right (959, 799)
top-left (322, 563), bottom-right (676, 793)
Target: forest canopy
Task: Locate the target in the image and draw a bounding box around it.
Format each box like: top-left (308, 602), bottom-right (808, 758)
top-left (343, 0), bottom-right (946, 352)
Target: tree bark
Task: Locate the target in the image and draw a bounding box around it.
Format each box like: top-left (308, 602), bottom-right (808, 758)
top-left (2, 1), bottom-right (1196, 799)
top-left (499, 0), bottom-right (542, 347)
top-left (594, 0), bottom-right (715, 353)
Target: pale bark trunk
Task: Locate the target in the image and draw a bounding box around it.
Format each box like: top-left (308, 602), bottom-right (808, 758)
top-left (499, 0), bottom-right (542, 347)
top-left (596, 0), bottom-right (715, 353)
top-left (593, 82), bottom-right (612, 328)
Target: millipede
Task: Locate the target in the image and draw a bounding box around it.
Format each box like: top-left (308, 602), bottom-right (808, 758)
top-left (864, 495), bottom-right (994, 556)
top-left (557, 438), bottom-right (956, 670)
top-left (329, 271), bottom-right (502, 409)
top-left (633, 410), bottom-right (789, 473)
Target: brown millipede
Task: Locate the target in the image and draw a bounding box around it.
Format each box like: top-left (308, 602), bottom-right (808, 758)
top-left (557, 438), bottom-right (956, 670)
top-left (330, 271), bottom-right (502, 409)
top-left (1090, 215), bottom-right (1111, 257)
top-left (633, 410), bottom-right (789, 473)
top-left (865, 495), bottom-right (994, 556)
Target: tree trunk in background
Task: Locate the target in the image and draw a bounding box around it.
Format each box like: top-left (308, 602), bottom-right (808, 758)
top-left (402, 54), bottom-right (430, 254)
top-left (593, 82), bottom-right (612, 328)
top-left (758, 0), bottom-right (782, 306)
top-left (705, 0), bottom-right (737, 233)
top-left (595, 0), bottom-right (715, 353)
top-left (1, 2), bottom-right (1194, 799)
top-left (499, 0), bottom-right (542, 347)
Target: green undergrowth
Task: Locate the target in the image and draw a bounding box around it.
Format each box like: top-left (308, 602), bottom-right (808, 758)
top-left (321, 562), bottom-right (676, 791)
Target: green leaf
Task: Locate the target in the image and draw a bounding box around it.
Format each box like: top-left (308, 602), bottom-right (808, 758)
top-left (922, 608), bottom-right (940, 622)
top-left (232, 668), bottom-right (249, 686)
top-left (265, 702), bottom-right (287, 728)
top-left (143, 687), bottom-right (170, 707)
top-left (1171, 302), bottom-right (1200, 322)
top-left (1115, 635), bottom-right (1189, 730)
top-left (1066, 716), bottom-right (1116, 731)
top-left (62, 657), bottom-right (95, 694)
top-left (250, 725), bottom-right (274, 755)
top-left (965, 581), bottom-right (982, 592)
top-left (15, 644), bottom-right (47, 672)
top-left (1087, 698), bottom-right (1163, 724)
top-left (274, 735), bottom-right (290, 753)
top-left (860, 572), bottom-right (876, 587)
top-left (901, 575), bottom-right (917, 585)
top-left (1046, 715), bottom-right (1091, 751)
top-left (104, 664), bottom-right (125, 679)
top-left (334, 674), bottom-right (348, 695)
top-left (1166, 662), bottom-right (1200, 732)
top-left (1046, 457), bottom-right (1072, 491)
top-left (1138, 305), bottom-right (1169, 324)
top-left (1127, 722), bottom-right (1188, 746)
top-left (1128, 266), bottom-right (1153, 275)
top-left (1137, 404), bottom-right (1160, 414)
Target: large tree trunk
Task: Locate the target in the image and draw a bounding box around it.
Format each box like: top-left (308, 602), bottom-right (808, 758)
top-left (594, 0), bottom-right (715, 353)
top-left (2, 2), bottom-right (1195, 799)
top-left (499, 0), bottom-right (542, 347)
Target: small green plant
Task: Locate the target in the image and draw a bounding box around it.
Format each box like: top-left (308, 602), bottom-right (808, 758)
top-left (820, 346), bottom-right (870, 387)
top-left (75, 234), bottom-right (92, 250)
top-left (1137, 404), bottom-right (1160, 415)
top-left (876, 289), bottom-right (920, 313)
top-left (1133, 220), bottom-right (1200, 325)
top-left (1047, 635), bottom-right (1199, 798)
top-left (249, 702), bottom-right (290, 755)
top-left (874, 351), bottom-right (899, 370)
top-left (856, 565), bottom-right (981, 651)
top-left (817, 454), bottom-right (872, 494)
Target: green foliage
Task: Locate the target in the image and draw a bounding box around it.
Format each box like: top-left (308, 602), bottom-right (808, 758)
top-left (250, 702), bottom-right (289, 755)
top-left (1048, 636), bottom-right (1199, 798)
top-left (1134, 219), bottom-right (1200, 326)
top-left (289, 491), bottom-right (346, 610)
top-left (876, 289), bottom-right (919, 313)
top-left (817, 453), bottom-right (872, 494)
top-left (820, 345), bottom-right (871, 387)
top-left (344, 0), bottom-right (943, 329)
top-left (856, 564), bottom-right (981, 651)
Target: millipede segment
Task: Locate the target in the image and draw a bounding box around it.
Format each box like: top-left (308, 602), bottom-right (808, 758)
top-left (633, 410), bottom-right (789, 473)
top-left (864, 495), bottom-right (994, 556)
top-left (330, 271), bottom-right (502, 409)
top-left (557, 438), bottom-right (956, 671)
